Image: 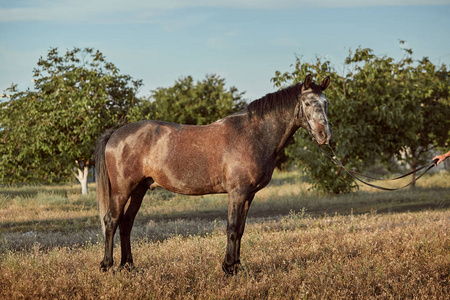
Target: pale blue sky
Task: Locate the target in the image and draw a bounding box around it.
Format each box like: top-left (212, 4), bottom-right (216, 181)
top-left (1, 0), bottom-right (450, 101)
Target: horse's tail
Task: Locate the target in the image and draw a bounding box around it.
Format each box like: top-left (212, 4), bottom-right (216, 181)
top-left (95, 129), bottom-right (115, 235)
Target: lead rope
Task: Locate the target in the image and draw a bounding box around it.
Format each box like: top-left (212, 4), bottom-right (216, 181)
top-left (316, 143), bottom-right (437, 191)
top-left (299, 104), bottom-right (437, 191)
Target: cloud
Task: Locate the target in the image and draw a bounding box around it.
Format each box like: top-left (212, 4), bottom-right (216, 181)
top-left (207, 31), bottom-right (239, 50)
top-left (0, 0), bottom-right (448, 23)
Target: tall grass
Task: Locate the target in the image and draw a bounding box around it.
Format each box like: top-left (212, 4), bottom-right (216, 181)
top-left (0, 210), bottom-right (448, 299)
top-left (0, 172), bottom-right (449, 298)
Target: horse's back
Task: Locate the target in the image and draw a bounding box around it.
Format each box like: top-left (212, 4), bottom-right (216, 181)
top-left (105, 120), bottom-right (230, 195)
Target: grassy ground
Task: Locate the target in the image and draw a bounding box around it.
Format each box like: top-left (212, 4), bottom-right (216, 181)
top-left (0, 171), bottom-right (449, 299)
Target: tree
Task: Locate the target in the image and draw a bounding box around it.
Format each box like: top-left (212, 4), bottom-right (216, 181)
top-left (272, 44), bottom-right (450, 193)
top-left (0, 47), bottom-right (142, 194)
top-left (391, 51), bottom-right (450, 183)
top-left (128, 74), bottom-right (246, 125)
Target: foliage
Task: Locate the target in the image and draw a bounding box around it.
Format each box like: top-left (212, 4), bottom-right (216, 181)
top-left (0, 48), bottom-right (142, 189)
top-left (394, 53), bottom-right (450, 171)
top-left (128, 74), bottom-right (246, 125)
top-left (272, 43), bottom-right (450, 194)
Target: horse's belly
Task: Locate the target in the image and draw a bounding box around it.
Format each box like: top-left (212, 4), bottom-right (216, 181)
top-left (148, 158), bottom-right (226, 195)
top-left (152, 173), bottom-right (226, 195)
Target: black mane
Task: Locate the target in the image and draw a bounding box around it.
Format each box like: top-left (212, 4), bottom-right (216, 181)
top-left (247, 83), bottom-right (303, 119)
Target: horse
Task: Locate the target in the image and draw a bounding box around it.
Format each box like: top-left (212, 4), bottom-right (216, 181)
top-left (94, 74), bottom-right (332, 275)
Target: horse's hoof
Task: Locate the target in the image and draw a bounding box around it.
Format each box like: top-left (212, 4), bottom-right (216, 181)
top-left (100, 261), bottom-right (113, 272)
top-left (100, 265), bottom-right (107, 272)
top-left (222, 266), bottom-right (234, 277)
top-left (222, 260), bottom-right (240, 277)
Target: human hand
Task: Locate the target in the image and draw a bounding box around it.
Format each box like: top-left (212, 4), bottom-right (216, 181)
top-left (433, 153), bottom-right (449, 165)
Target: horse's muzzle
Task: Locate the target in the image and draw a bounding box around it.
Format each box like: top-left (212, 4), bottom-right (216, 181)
top-left (314, 124), bottom-right (332, 145)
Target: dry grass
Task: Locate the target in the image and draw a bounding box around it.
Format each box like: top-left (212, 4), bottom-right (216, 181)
top-left (0, 172), bottom-right (449, 299)
top-left (0, 210), bottom-right (449, 299)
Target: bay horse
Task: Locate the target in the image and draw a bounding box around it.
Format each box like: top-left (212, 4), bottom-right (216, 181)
top-left (95, 74), bottom-right (332, 275)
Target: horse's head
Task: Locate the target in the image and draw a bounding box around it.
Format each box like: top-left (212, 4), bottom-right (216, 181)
top-left (297, 74), bottom-right (332, 145)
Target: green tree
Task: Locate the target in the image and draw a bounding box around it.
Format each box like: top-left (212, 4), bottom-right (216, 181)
top-left (129, 74), bottom-right (246, 124)
top-left (272, 45), bottom-right (450, 194)
top-left (392, 51), bottom-right (450, 182)
top-left (0, 47), bottom-right (142, 193)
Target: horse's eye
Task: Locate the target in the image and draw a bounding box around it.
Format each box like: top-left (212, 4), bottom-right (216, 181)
top-left (305, 102), bottom-right (311, 107)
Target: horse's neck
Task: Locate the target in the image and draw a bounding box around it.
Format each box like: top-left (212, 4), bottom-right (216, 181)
top-left (251, 109), bottom-right (300, 155)
top-left (274, 115), bottom-right (300, 153)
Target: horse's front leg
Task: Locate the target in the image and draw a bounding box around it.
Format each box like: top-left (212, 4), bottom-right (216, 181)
top-left (222, 191), bottom-right (254, 276)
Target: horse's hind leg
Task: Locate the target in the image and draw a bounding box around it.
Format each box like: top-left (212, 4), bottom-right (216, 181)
top-left (119, 179), bottom-right (150, 269)
top-left (100, 190), bottom-right (130, 271)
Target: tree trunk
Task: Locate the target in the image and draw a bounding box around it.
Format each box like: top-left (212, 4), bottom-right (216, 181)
top-left (407, 147), bottom-right (418, 189)
top-left (410, 163), bottom-right (416, 188)
top-left (73, 166), bottom-right (89, 195)
top-left (409, 154), bottom-right (419, 189)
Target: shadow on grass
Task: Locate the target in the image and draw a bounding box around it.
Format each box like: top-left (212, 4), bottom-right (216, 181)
top-left (136, 186), bottom-right (450, 222)
top-left (0, 184), bottom-right (95, 199)
top-left (1, 186), bottom-right (449, 251)
top-left (267, 172), bottom-right (308, 186)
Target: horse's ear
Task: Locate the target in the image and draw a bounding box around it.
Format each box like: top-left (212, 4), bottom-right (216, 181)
top-left (303, 74), bottom-right (312, 90)
top-left (321, 76), bottom-right (331, 90)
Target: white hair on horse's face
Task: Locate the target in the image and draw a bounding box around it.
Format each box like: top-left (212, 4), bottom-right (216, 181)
top-left (320, 94), bottom-right (329, 109)
top-left (302, 92), bottom-right (331, 145)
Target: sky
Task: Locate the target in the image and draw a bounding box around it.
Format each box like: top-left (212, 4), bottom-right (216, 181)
top-left (1, 0), bottom-right (450, 101)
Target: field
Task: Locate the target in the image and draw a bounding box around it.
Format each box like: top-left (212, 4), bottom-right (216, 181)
top-left (0, 171), bottom-right (449, 299)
